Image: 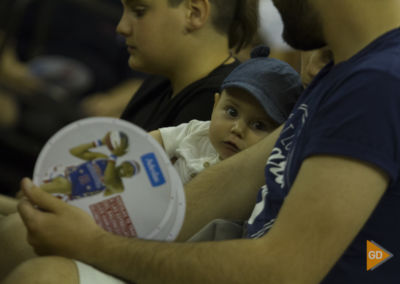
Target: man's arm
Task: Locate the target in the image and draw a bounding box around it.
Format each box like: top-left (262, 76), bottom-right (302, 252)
top-left (255, 155), bottom-right (388, 283)
top-left (18, 154), bottom-right (388, 283)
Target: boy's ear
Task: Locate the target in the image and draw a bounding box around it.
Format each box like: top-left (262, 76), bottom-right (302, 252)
top-left (184, 0), bottom-right (210, 32)
top-left (213, 92), bottom-right (221, 109)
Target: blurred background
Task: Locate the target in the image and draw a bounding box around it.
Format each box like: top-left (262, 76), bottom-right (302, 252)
top-left (0, 0), bottom-right (301, 197)
top-left (0, 0), bottom-right (147, 196)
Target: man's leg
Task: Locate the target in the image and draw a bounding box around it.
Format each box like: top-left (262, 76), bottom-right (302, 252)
top-left (2, 257), bottom-right (79, 284)
top-left (0, 194), bottom-right (18, 215)
top-left (3, 257), bottom-right (128, 284)
top-left (0, 213), bottom-right (36, 280)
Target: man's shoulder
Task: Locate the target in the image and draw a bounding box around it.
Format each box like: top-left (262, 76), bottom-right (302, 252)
top-left (348, 27), bottom-right (400, 74)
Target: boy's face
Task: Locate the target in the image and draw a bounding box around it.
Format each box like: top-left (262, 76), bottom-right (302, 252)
top-left (117, 0), bottom-right (186, 74)
top-left (209, 89), bottom-right (279, 160)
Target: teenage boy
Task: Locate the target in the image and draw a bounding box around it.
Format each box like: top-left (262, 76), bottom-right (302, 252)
top-left (151, 47), bottom-right (302, 183)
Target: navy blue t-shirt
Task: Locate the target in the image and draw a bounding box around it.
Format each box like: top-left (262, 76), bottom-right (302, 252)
top-left (246, 28), bottom-right (400, 283)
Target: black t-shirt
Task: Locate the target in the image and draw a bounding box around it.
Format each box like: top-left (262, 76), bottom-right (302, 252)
top-left (120, 60), bottom-right (240, 131)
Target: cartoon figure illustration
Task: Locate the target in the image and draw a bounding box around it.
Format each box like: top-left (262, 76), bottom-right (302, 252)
top-left (40, 131), bottom-right (140, 199)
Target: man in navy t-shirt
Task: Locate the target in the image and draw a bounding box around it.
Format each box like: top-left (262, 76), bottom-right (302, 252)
top-left (5, 1), bottom-right (400, 283)
top-left (247, 31), bottom-right (400, 282)
top-left (244, 0), bottom-right (400, 283)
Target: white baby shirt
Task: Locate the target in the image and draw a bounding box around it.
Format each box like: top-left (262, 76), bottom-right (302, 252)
top-left (159, 120), bottom-right (221, 184)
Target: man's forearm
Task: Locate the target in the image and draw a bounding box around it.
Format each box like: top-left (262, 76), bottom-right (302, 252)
top-left (83, 231), bottom-right (282, 284)
top-left (82, 154), bottom-right (388, 284)
top-left (177, 126), bottom-right (282, 241)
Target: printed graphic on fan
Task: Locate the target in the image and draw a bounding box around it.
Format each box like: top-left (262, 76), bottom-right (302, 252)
top-left (40, 131), bottom-right (140, 199)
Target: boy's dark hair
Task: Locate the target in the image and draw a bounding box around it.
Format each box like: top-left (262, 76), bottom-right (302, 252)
top-left (168, 0), bottom-right (259, 52)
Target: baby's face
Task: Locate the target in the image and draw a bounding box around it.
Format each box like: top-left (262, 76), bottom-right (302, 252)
top-left (209, 89), bottom-right (279, 160)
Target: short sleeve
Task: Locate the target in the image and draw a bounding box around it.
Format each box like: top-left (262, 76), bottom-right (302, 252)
top-left (159, 120), bottom-right (203, 157)
top-left (303, 70), bottom-right (400, 183)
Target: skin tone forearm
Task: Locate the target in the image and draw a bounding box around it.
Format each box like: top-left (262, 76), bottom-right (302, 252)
top-left (82, 232), bottom-right (284, 284)
top-left (92, 157), bottom-right (386, 283)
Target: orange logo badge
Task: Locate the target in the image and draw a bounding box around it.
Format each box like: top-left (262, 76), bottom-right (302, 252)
top-left (367, 240), bottom-right (393, 271)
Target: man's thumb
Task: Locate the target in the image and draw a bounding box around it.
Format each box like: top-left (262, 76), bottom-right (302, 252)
top-left (21, 178), bottom-right (65, 212)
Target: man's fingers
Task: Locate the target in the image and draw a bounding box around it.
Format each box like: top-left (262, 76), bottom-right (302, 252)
top-left (20, 178), bottom-right (65, 213)
top-left (17, 198), bottom-right (38, 229)
top-left (17, 199), bottom-right (46, 252)
top-left (20, 178), bottom-right (35, 197)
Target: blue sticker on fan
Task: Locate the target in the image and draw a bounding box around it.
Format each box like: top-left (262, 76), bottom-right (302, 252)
top-left (141, 153), bottom-right (166, 187)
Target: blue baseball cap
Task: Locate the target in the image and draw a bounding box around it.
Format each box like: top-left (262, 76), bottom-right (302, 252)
top-left (221, 46), bottom-right (303, 124)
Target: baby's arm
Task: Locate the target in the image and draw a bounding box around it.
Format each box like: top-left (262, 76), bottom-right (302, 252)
top-left (150, 121), bottom-right (199, 160)
top-left (150, 129), bottom-right (179, 164)
top-left (149, 130), bottom-right (165, 149)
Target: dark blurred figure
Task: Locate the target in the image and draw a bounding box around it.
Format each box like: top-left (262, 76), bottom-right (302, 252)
top-left (0, 0), bottom-right (144, 196)
top-left (14, 0), bottom-right (138, 99)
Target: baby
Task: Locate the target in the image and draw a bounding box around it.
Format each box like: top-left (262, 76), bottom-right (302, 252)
top-left (150, 46), bottom-right (303, 183)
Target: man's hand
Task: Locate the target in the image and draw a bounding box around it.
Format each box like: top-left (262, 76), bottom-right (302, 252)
top-left (17, 178), bottom-right (106, 259)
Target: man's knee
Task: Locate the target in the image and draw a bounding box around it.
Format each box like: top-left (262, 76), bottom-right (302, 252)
top-left (0, 213), bottom-right (37, 280)
top-left (0, 213), bottom-right (34, 259)
top-left (0, 194), bottom-right (18, 215)
top-left (0, 212), bottom-right (24, 232)
top-left (2, 256), bottom-right (79, 284)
